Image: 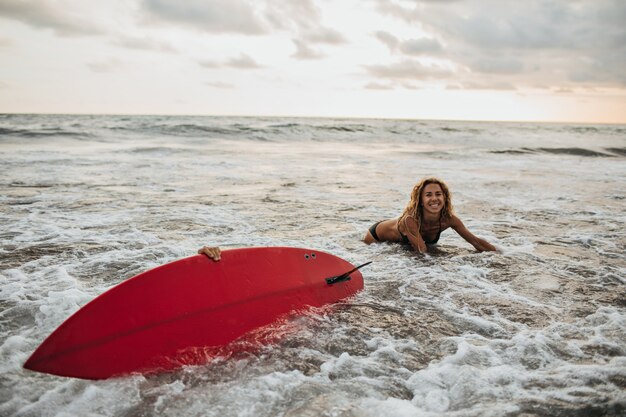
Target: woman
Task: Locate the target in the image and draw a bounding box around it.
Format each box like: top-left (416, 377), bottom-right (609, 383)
top-left (364, 177), bottom-right (497, 253)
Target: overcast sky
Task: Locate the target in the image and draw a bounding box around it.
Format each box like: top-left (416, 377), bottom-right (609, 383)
top-left (1, 0), bottom-right (625, 122)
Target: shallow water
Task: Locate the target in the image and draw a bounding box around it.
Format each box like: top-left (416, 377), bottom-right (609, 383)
top-left (1, 115), bottom-right (625, 416)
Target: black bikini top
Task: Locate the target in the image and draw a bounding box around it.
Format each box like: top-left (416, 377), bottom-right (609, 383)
top-left (399, 217), bottom-right (442, 245)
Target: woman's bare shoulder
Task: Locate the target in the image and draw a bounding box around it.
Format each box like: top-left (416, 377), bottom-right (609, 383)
top-left (447, 214), bottom-right (464, 228)
top-left (398, 216), bottom-right (419, 236)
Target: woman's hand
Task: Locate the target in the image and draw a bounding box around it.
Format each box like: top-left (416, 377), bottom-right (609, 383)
top-left (198, 246), bottom-right (221, 261)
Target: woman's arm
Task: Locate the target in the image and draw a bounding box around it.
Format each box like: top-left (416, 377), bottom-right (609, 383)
top-left (450, 216), bottom-right (497, 252)
top-left (403, 217), bottom-right (429, 254)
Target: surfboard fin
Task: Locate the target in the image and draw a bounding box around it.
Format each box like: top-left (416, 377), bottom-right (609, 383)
top-left (325, 261), bottom-right (372, 285)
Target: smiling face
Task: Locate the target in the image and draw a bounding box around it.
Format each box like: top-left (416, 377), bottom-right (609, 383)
top-left (400, 177), bottom-right (454, 226)
top-left (420, 183), bottom-right (444, 216)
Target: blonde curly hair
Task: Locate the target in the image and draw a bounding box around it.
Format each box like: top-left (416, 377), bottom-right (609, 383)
top-left (398, 177), bottom-right (454, 234)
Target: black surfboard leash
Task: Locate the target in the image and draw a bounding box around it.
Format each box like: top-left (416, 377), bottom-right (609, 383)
top-left (325, 261), bottom-right (372, 285)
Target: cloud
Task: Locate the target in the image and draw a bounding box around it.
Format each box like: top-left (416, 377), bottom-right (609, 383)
top-left (375, 31), bottom-right (443, 56)
top-left (292, 39), bottom-right (324, 60)
top-left (448, 81), bottom-right (517, 91)
top-left (0, 0), bottom-right (104, 36)
top-left (141, 0), bottom-right (266, 34)
top-left (364, 81), bottom-right (394, 90)
top-left (263, 0), bottom-right (321, 32)
top-left (199, 53), bottom-right (263, 69)
top-left (112, 36), bottom-right (178, 53)
top-left (199, 60), bottom-right (221, 69)
top-left (289, 26), bottom-right (346, 61)
top-left (364, 59), bottom-right (451, 81)
top-left (375, 31), bottom-right (399, 50)
top-left (264, 0), bottom-right (346, 61)
top-left (226, 53), bottom-right (263, 69)
top-left (137, 0), bottom-right (348, 63)
top-left (373, 0), bottom-right (417, 23)
top-left (399, 37), bottom-right (443, 55)
top-left (467, 57), bottom-right (524, 75)
top-left (373, 0), bottom-right (626, 88)
top-left (289, 26), bottom-right (346, 60)
top-left (301, 27), bottom-right (345, 45)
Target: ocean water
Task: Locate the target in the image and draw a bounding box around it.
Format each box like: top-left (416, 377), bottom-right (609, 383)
top-left (0, 114), bottom-right (625, 417)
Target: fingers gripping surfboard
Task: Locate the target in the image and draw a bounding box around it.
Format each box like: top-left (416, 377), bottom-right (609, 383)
top-left (23, 247), bottom-right (366, 379)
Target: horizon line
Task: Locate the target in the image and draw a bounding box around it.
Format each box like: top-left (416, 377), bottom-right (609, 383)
top-left (1, 112), bottom-right (625, 126)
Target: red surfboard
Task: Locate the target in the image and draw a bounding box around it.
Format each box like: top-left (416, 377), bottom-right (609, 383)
top-left (23, 247), bottom-right (366, 380)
